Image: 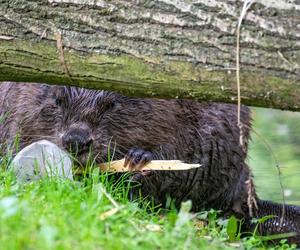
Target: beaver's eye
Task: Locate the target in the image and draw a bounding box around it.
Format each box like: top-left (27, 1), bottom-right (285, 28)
top-left (108, 101), bottom-right (116, 110)
top-left (54, 95), bottom-right (64, 107)
top-left (52, 86), bottom-right (66, 107)
top-left (96, 98), bottom-right (116, 112)
top-left (55, 97), bottom-right (62, 106)
top-left (101, 100), bottom-right (116, 113)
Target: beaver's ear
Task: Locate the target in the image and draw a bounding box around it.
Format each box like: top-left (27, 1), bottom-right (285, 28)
top-left (39, 84), bottom-right (63, 98)
top-left (51, 85), bottom-right (63, 96)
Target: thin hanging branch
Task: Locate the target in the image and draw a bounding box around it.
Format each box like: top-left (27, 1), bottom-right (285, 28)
top-left (236, 0), bottom-right (255, 149)
top-left (235, 0), bottom-right (256, 218)
top-left (235, 0), bottom-right (286, 225)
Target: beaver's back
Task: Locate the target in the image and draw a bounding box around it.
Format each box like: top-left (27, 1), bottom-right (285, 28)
top-left (0, 82), bottom-right (55, 151)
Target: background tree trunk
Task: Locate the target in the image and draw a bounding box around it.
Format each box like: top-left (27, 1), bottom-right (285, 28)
top-left (0, 0), bottom-right (299, 110)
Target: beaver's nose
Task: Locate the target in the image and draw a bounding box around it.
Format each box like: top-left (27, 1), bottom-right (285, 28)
top-left (62, 129), bottom-right (93, 154)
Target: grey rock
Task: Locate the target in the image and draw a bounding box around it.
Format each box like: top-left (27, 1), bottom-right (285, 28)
top-left (9, 140), bottom-right (73, 182)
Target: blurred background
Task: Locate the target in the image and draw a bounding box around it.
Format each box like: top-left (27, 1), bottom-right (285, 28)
top-left (248, 108), bottom-right (300, 205)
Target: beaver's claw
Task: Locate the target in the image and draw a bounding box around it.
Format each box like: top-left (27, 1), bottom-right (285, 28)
top-left (124, 148), bottom-right (153, 171)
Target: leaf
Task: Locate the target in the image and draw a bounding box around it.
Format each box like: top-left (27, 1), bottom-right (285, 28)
top-left (193, 219), bottom-right (205, 230)
top-left (174, 200), bottom-right (193, 233)
top-left (227, 216), bottom-right (238, 242)
top-left (145, 224), bottom-right (162, 232)
top-left (257, 214), bottom-right (276, 224)
top-left (197, 211), bottom-right (208, 220)
top-left (99, 207), bottom-right (119, 220)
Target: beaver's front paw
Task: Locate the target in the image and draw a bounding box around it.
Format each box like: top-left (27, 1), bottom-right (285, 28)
top-left (124, 148), bottom-right (153, 171)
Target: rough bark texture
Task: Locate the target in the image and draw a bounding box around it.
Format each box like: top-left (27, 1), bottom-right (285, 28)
top-left (0, 0), bottom-right (299, 110)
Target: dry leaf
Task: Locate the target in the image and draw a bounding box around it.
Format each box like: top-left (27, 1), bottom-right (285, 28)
top-left (99, 207), bottom-right (119, 220)
top-left (193, 219), bottom-right (205, 230)
top-left (145, 224), bottom-right (162, 232)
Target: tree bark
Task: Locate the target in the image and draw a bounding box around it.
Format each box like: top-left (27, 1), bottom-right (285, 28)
top-left (0, 0), bottom-right (299, 110)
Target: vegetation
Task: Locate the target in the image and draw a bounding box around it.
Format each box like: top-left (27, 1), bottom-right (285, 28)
top-left (0, 168), bottom-right (296, 250)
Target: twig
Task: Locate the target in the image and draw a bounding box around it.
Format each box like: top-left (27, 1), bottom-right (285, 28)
top-left (249, 126), bottom-right (286, 226)
top-left (246, 178), bottom-right (258, 217)
top-left (235, 0), bottom-right (286, 226)
top-left (236, 0), bottom-right (255, 149)
top-left (0, 35), bottom-right (14, 40)
top-left (236, 0), bottom-right (256, 217)
top-left (55, 31), bottom-right (73, 83)
top-left (277, 50), bottom-right (300, 72)
top-left (99, 159), bottom-right (201, 172)
top-left (39, 28), bottom-right (48, 42)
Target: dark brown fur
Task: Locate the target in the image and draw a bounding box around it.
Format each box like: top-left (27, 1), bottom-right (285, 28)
top-left (0, 82), bottom-right (299, 245)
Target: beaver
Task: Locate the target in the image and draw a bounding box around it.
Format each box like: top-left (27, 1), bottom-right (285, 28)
top-left (0, 81), bottom-right (299, 245)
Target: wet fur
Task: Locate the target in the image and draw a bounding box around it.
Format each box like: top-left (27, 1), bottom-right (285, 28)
top-left (0, 82), bottom-right (299, 245)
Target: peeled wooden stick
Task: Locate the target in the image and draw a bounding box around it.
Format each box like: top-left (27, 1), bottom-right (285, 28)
top-left (99, 159), bottom-right (201, 172)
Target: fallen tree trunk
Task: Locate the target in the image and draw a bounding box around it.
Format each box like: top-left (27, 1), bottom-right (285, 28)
top-left (0, 0), bottom-right (299, 110)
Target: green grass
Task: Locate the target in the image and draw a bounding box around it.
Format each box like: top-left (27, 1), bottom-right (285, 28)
top-left (0, 163), bottom-right (296, 250)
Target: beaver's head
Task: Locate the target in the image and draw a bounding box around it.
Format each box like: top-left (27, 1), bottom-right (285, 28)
top-left (37, 85), bottom-right (124, 166)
